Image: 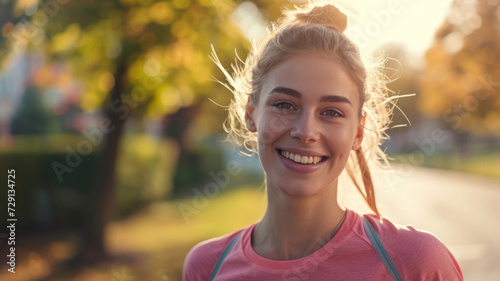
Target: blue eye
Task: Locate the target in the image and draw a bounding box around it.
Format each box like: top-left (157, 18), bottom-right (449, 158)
top-left (321, 109), bottom-right (344, 118)
top-left (273, 101), bottom-right (295, 111)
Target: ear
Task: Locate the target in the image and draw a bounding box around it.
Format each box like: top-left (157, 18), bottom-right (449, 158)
top-left (245, 106), bottom-right (257, 132)
top-left (352, 116), bottom-right (365, 150)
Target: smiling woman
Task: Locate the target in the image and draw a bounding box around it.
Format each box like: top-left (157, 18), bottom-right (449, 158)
top-left (183, 2), bottom-right (463, 280)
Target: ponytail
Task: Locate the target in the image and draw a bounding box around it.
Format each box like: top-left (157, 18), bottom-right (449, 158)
top-left (346, 147), bottom-right (380, 216)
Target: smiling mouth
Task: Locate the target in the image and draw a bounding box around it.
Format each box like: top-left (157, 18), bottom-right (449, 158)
top-left (278, 149), bottom-right (328, 165)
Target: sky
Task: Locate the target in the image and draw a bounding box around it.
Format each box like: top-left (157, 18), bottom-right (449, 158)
top-left (233, 0), bottom-right (455, 64)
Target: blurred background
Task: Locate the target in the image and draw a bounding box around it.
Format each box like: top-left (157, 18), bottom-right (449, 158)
top-left (0, 0), bottom-right (499, 280)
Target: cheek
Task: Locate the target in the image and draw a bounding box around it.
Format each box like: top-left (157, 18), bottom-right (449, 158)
top-left (256, 114), bottom-right (290, 146)
top-left (329, 125), bottom-right (357, 152)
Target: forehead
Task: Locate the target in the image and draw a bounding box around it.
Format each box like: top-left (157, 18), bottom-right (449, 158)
top-left (260, 53), bottom-right (360, 105)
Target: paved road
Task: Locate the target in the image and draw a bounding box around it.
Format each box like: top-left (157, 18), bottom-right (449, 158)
top-left (358, 166), bottom-right (500, 281)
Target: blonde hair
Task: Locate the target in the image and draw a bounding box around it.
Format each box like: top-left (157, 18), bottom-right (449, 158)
top-left (212, 2), bottom-right (392, 215)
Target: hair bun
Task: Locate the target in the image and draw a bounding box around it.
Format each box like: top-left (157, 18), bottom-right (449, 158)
top-left (293, 4), bottom-right (348, 32)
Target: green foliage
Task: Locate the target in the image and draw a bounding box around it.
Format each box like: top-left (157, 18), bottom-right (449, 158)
top-left (44, 0), bottom-right (251, 117)
top-left (1, 0), bottom-right (299, 119)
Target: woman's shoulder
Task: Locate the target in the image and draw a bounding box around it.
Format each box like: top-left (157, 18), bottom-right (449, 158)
top-left (363, 214), bottom-right (463, 280)
top-left (182, 226), bottom-right (249, 281)
top-left (363, 214), bottom-right (451, 258)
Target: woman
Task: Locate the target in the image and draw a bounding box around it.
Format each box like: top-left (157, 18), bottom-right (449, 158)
top-left (183, 2), bottom-right (463, 280)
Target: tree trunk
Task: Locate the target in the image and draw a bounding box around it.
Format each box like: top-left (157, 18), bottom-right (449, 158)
top-left (83, 59), bottom-right (128, 259)
top-left (164, 103), bottom-right (201, 197)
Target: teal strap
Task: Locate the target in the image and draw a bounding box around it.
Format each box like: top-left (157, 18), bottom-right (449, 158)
top-left (363, 216), bottom-right (403, 281)
top-left (209, 232), bottom-right (242, 281)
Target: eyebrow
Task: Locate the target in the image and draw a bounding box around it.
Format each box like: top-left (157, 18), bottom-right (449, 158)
top-left (270, 87), bottom-right (352, 105)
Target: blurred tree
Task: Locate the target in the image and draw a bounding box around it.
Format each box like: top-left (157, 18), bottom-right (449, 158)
top-left (419, 0), bottom-right (500, 135)
top-left (0, 0), bottom-right (297, 259)
top-left (10, 84), bottom-right (61, 134)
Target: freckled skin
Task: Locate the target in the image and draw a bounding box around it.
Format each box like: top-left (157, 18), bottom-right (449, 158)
top-left (247, 53), bottom-right (364, 198)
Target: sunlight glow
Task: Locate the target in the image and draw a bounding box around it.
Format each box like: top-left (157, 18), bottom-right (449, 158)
top-left (337, 0), bottom-right (455, 56)
top-left (233, 0), bottom-right (455, 61)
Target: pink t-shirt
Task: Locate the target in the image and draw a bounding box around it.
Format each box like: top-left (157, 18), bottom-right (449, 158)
top-left (183, 209), bottom-right (463, 280)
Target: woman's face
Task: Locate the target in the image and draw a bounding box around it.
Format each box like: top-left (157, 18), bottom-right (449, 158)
top-left (246, 53), bottom-right (364, 197)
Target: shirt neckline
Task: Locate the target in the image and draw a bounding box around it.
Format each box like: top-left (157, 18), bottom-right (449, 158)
top-left (240, 209), bottom-right (358, 272)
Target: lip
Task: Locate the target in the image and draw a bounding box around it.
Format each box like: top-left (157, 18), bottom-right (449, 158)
top-left (276, 148), bottom-right (328, 173)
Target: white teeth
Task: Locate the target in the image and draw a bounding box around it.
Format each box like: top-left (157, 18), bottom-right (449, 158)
top-left (280, 150), bottom-right (323, 164)
top-left (300, 156), bottom-right (308, 164)
top-left (294, 154), bottom-right (301, 162)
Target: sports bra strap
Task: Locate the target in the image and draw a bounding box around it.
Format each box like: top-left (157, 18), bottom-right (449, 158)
top-left (363, 216), bottom-right (403, 281)
top-left (209, 232), bottom-right (242, 281)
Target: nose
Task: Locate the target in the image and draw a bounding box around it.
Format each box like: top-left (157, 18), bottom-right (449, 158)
top-left (290, 110), bottom-right (319, 143)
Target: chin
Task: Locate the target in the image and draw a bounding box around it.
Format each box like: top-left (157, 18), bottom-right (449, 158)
top-left (270, 178), bottom-right (334, 198)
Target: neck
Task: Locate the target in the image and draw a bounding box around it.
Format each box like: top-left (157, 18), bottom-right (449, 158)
top-left (252, 180), bottom-right (346, 260)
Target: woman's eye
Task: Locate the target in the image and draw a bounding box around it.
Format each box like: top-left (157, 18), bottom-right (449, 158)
top-left (321, 109), bottom-right (344, 118)
top-left (273, 101), bottom-right (295, 110)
